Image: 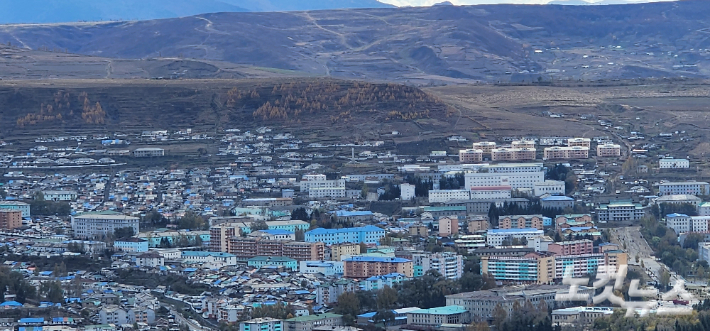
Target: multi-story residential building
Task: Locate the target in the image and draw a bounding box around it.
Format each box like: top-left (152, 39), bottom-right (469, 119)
top-left (71, 213), bottom-right (139, 239)
top-left (343, 256), bottom-right (413, 278)
top-left (0, 209), bottom-right (22, 230)
top-left (283, 241), bottom-right (325, 261)
top-left (241, 198), bottom-right (293, 207)
top-left (284, 313), bottom-right (343, 331)
top-left (438, 216), bottom-right (459, 237)
top-left (660, 158), bottom-right (690, 169)
top-left (226, 237), bottom-right (324, 261)
top-left (42, 190), bottom-right (78, 201)
top-left (472, 142), bottom-right (497, 154)
top-left (700, 202), bottom-right (710, 216)
top-left (209, 222), bottom-right (245, 252)
top-left (655, 194), bottom-right (701, 207)
top-left (133, 147), bottom-right (165, 157)
top-left (486, 228), bottom-right (544, 246)
top-left (0, 201), bottom-right (30, 218)
top-left (328, 243), bottom-right (361, 261)
top-left (567, 138), bottom-right (591, 148)
top-left (533, 180), bottom-right (566, 197)
top-left (406, 306), bottom-right (468, 327)
top-left (512, 140), bottom-right (536, 149)
top-left (128, 307), bottom-right (156, 325)
top-left (299, 261), bottom-right (344, 276)
top-left (408, 224), bottom-right (429, 237)
top-left (491, 148), bottom-right (536, 161)
top-left (485, 163), bottom-right (544, 173)
top-left (481, 252), bottom-right (555, 284)
top-left (465, 171), bottom-right (545, 190)
top-left (428, 190), bottom-right (471, 203)
top-left (467, 218), bottom-right (489, 232)
top-left (305, 225), bottom-right (385, 245)
top-left (459, 149), bottom-right (484, 163)
top-left (498, 215), bottom-right (544, 230)
top-left (469, 186), bottom-right (512, 200)
top-left (699, 242), bottom-right (710, 264)
top-left (113, 238), bottom-right (149, 252)
top-left (300, 174), bottom-right (346, 198)
top-left (136, 251), bottom-right (164, 268)
top-left (182, 251), bottom-right (237, 266)
top-left (249, 229), bottom-right (296, 241)
top-left (412, 252), bottom-right (463, 279)
top-left (553, 252), bottom-right (628, 279)
top-left (316, 279), bottom-right (358, 305)
top-left (240, 318), bottom-right (283, 331)
top-left (595, 200), bottom-right (646, 222)
top-left (99, 306), bottom-right (128, 325)
top-left (665, 214), bottom-right (710, 234)
top-left (547, 240), bottom-right (594, 255)
top-left (659, 181), bottom-right (710, 196)
top-left (360, 272), bottom-right (410, 291)
top-left (543, 146), bottom-right (589, 160)
top-left (596, 144), bottom-right (621, 157)
top-left (446, 285), bottom-right (593, 323)
top-left (401, 183), bottom-right (416, 200)
top-left (248, 256), bottom-right (298, 271)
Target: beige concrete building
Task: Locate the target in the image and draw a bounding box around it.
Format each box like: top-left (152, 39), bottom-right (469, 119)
top-left (596, 143), bottom-right (621, 157)
top-left (438, 216), bottom-right (459, 237)
top-left (498, 215), bottom-right (544, 230)
top-left (567, 138), bottom-right (591, 148)
top-left (329, 243), bottom-right (361, 261)
top-left (467, 218), bottom-right (489, 233)
top-left (0, 209), bottom-right (22, 230)
top-left (459, 149), bottom-right (484, 163)
top-left (408, 224), bottom-right (429, 237)
top-left (512, 140), bottom-right (536, 149)
top-left (543, 146), bottom-right (589, 160)
top-left (343, 256), bottom-right (413, 278)
top-left (472, 142), bottom-right (497, 154)
top-left (491, 147), bottom-right (536, 161)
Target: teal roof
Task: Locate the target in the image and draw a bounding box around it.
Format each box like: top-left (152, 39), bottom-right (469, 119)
top-left (409, 305), bottom-right (467, 315)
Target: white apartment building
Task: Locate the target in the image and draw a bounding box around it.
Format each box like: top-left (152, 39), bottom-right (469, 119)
top-left (484, 163), bottom-right (544, 173)
top-left (596, 144), bottom-right (621, 157)
top-left (71, 213), bottom-right (139, 239)
top-left (469, 186), bottom-right (512, 200)
top-left (401, 183), bottom-right (416, 200)
top-left (0, 201), bottom-right (30, 218)
top-left (412, 252), bottom-right (464, 279)
top-left (660, 158), bottom-right (690, 169)
top-left (533, 180), bottom-right (566, 196)
top-left (659, 181), bottom-right (710, 196)
top-left (455, 235), bottom-right (486, 250)
top-left (665, 214), bottom-right (710, 234)
top-left (299, 174), bottom-right (346, 192)
top-left (43, 190), bottom-right (78, 201)
top-left (428, 190), bottom-right (471, 203)
top-left (485, 228), bottom-right (544, 246)
top-left (459, 149), bottom-right (484, 163)
top-left (309, 188), bottom-right (346, 198)
top-left (699, 242), bottom-right (710, 264)
top-left (465, 171), bottom-right (545, 190)
top-left (595, 201), bottom-right (646, 222)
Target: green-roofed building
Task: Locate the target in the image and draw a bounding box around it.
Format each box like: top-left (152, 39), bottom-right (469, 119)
top-left (406, 305), bottom-right (469, 327)
top-left (284, 313), bottom-right (343, 331)
top-left (248, 256), bottom-right (297, 271)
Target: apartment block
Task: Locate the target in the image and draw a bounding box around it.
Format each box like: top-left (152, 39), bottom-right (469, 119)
top-left (0, 209), bottom-right (22, 230)
top-left (567, 138), bottom-right (591, 148)
top-left (553, 252), bottom-right (627, 279)
top-left (328, 243), bottom-right (361, 261)
top-left (547, 239), bottom-right (594, 255)
top-left (0, 201), bottom-right (30, 218)
top-left (467, 218), bottom-right (489, 232)
top-left (596, 144), bottom-right (621, 157)
top-left (472, 142), bottom-right (496, 154)
top-left (343, 256), bottom-right (413, 278)
top-left (555, 214), bottom-right (594, 229)
top-left (227, 237), bottom-right (324, 261)
top-left (465, 171), bottom-right (545, 190)
top-left (658, 181), bottom-right (710, 196)
top-left (283, 241), bottom-right (325, 261)
top-left (491, 147), bottom-right (536, 161)
top-left (498, 215), bottom-right (544, 230)
top-left (512, 140), bottom-right (536, 149)
top-left (665, 214), bottom-right (710, 234)
top-left (428, 189), bottom-right (470, 203)
top-left (543, 146), bottom-right (590, 160)
top-left (240, 317), bottom-right (283, 331)
top-left (469, 186), bottom-right (512, 200)
top-left (299, 174), bottom-right (346, 198)
top-left (660, 158), bottom-right (690, 169)
top-left (595, 200), bottom-right (646, 222)
top-left (412, 252), bottom-right (463, 279)
top-left (533, 180), bottom-right (565, 196)
top-left (480, 252), bottom-right (555, 284)
top-left (438, 216), bottom-right (459, 237)
top-left (459, 149), bottom-right (484, 163)
top-left (486, 228), bottom-right (544, 246)
top-left (305, 225), bottom-right (385, 245)
top-left (71, 213), bottom-right (139, 239)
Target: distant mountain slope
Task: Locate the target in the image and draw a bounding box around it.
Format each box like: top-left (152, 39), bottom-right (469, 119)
top-left (1, 1), bottom-right (709, 83)
top-left (0, 0), bottom-right (393, 24)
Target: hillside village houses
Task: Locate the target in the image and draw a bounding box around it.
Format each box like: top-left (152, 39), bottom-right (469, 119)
top-left (0, 127), bottom-right (704, 331)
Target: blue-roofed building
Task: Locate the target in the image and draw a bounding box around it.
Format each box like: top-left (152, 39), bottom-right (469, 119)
top-left (343, 256), bottom-right (413, 278)
top-left (305, 225), bottom-right (385, 245)
top-left (331, 210), bottom-right (374, 222)
top-left (357, 307), bottom-right (421, 326)
top-left (407, 305), bottom-right (468, 326)
top-left (114, 237), bottom-right (149, 253)
top-left (0, 300), bottom-right (23, 308)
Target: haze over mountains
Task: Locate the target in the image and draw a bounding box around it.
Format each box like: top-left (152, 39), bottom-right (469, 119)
top-left (0, 0), bottom-right (393, 24)
top-left (0, 1), bottom-right (707, 83)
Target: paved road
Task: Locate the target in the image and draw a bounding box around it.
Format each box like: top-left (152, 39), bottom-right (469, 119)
top-left (171, 308), bottom-right (212, 331)
top-left (609, 227), bottom-right (684, 287)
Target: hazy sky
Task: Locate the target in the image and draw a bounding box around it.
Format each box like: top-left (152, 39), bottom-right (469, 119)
top-left (378, 0), bottom-right (675, 6)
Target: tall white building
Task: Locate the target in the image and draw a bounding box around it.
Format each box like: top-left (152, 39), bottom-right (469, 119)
top-left (428, 190), bottom-right (471, 203)
top-left (665, 214), bottom-right (710, 234)
top-left (300, 174), bottom-right (346, 198)
top-left (465, 171), bottom-right (545, 190)
top-left (71, 213), bottom-right (139, 239)
top-left (412, 252), bottom-right (464, 279)
top-left (401, 183), bottom-right (416, 201)
top-left (486, 228), bottom-right (544, 246)
top-left (659, 158), bottom-right (690, 169)
top-left (659, 181), bottom-right (710, 196)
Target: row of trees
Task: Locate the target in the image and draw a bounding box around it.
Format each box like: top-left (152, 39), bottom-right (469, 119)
top-left (403, 176), bottom-right (433, 197)
top-left (640, 216), bottom-right (699, 278)
top-left (30, 192), bottom-right (71, 216)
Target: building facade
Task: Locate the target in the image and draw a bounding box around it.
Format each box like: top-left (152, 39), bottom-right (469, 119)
top-left (659, 181), bottom-right (710, 196)
top-left (0, 201), bottom-right (30, 218)
top-left (486, 228), bottom-right (544, 246)
top-left (595, 200), bottom-right (646, 222)
top-left (543, 146), bottom-right (590, 160)
top-left (305, 225), bottom-right (385, 245)
top-left (459, 149), bottom-right (484, 163)
top-left (0, 209), bottom-right (22, 230)
top-left (596, 144), bottom-right (621, 157)
top-left (343, 256), bottom-right (413, 278)
top-left (71, 213), bottom-right (139, 239)
top-left (498, 215), bottom-right (544, 230)
top-left (660, 158), bottom-right (690, 169)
